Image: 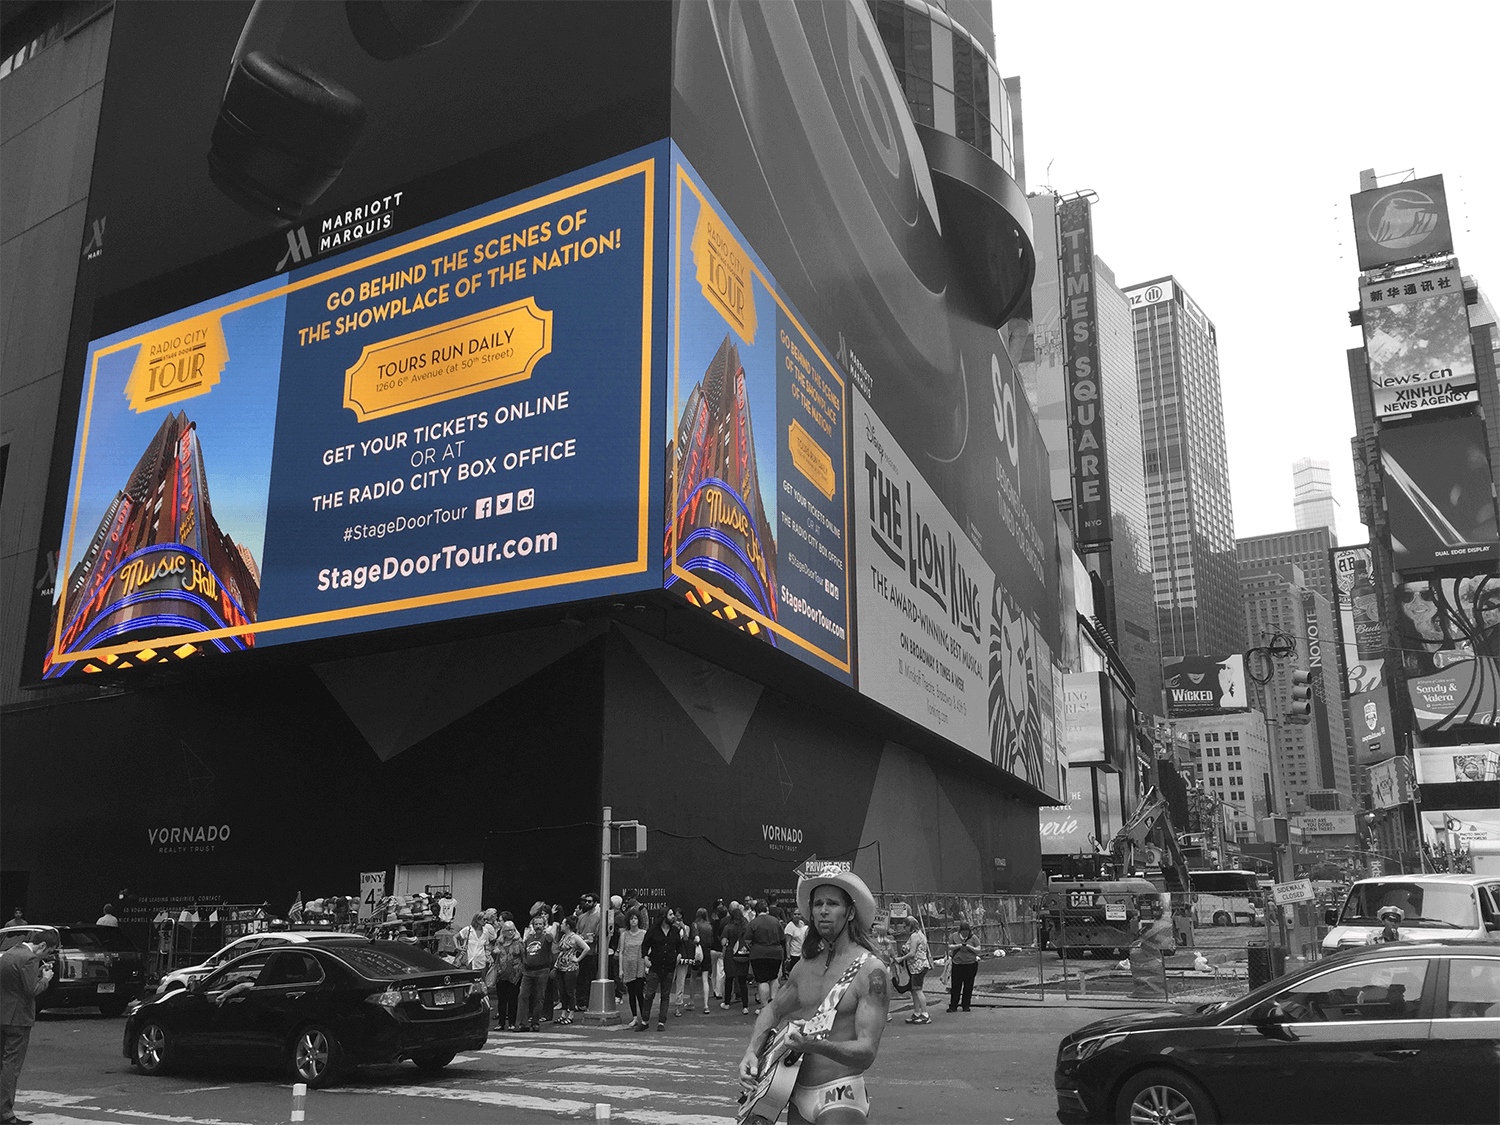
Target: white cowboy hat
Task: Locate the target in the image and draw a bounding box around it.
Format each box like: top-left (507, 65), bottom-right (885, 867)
top-left (796, 864), bottom-right (876, 927)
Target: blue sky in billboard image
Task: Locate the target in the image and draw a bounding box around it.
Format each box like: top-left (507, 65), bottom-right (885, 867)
top-left (62, 289), bottom-right (286, 587)
top-left (1001, 1), bottom-right (1499, 542)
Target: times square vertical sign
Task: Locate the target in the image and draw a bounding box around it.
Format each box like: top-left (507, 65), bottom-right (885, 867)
top-left (1058, 197), bottom-right (1111, 545)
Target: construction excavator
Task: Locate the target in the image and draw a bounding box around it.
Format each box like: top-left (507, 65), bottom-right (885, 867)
top-left (1108, 786), bottom-right (1194, 893)
top-left (1037, 787), bottom-right (1194, 958)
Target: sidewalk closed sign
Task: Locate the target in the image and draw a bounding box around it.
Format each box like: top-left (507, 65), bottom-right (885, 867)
top-left (359, 871), bottom-right (386, 920)
top-left (1272, 879), bottom-right (1315, 906)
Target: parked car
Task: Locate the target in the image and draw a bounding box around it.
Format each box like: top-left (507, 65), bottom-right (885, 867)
top-left (1055, 942), bottom-right (1499, 1124)
top-left (123, 940), bottom-right (488, 1087)
top-left (156, 930), bottom-right (369, 995)
top-left (0, 924), bottom-right (146, 1017)
top-left (1321, 873), bottom-right (1500, 952)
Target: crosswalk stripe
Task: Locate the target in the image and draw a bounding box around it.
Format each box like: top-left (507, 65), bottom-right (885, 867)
top-left (325, 1084), bottom-right (735, 1124)
top-left (551, 1063), bottom-right (728, 1082)
top-left (21, 1093), bottom-right (255, 1125)
top-left (479, 1045), bottom-right (720, 1067)
top-left (484, 1078), bottom-right (737, 1105)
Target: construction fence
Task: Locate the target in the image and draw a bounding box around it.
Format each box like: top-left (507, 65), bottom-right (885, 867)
top-left (873, 892), bottom-right (1322, 1005)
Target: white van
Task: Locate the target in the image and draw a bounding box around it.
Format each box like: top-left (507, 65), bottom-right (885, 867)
top-left (1322, 872), bottom-right (1500, 952)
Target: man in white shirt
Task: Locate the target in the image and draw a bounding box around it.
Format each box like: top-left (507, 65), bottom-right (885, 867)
top-left (782, 909), bottom-right (808, 979)
top-left (94, 905), bottom-right (119, 928)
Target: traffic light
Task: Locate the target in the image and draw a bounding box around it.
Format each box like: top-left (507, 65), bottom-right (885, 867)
top-left (610, 822), bottom-right (647, 856)
top-left (1287, 669), bottom-right (1313, 723)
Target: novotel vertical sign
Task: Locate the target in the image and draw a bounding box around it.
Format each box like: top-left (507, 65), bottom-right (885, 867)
top-left (1058, 197), bottom-right (1111, 545)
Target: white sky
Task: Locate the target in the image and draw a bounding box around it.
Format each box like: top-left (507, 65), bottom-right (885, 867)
top-left (998, 1), bottom-right (1499, 544)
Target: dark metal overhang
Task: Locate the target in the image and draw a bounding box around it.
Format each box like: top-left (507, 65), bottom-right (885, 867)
top-left (914, 123), bottom-right (1035, 328)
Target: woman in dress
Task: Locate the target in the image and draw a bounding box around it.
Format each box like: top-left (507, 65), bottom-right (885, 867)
top-left (617, 911), bottom-right (648, 1029)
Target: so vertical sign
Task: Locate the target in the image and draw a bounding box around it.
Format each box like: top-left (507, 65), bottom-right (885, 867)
top-left (1058, 197), bottom-right (1111, 544)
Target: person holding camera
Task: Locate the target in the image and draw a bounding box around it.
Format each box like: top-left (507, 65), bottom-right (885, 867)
top-left (1, 927), bottom-right (58, 1125)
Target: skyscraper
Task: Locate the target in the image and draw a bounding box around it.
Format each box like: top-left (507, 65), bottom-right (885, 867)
top-left (1292, 457), bottom-right (1338, 541)
top-left (1235, 526), bottom-right (1359, 804)
top-left (1127, 277), bottom-right (1241, 663)
top-left (1239, 563), bottom-right (1353, 810)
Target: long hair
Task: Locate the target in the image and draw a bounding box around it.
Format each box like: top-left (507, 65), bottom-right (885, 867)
top-left (801, 890), bottom-right (875, 961)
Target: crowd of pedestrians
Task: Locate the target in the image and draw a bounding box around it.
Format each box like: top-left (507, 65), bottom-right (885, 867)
top-left (442, 894), bottom-right (820, 1032)
top-left (442, 891), bottom-right (984, 1034)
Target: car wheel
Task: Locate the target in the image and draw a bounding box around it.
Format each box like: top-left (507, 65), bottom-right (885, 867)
top-left (412, 1049), bottom-right (456, 1074)
top-left (1212, 912), bottom-right (1229, 927)
top-left (134, 1021), bottom-right (173, 1076)
top-left (290, 1024), bottom-right (343, 1088)
top-left (1115, 1067), bottom-right (1218, 1125)
top-left (98, 998), bottom-right (127, 1018)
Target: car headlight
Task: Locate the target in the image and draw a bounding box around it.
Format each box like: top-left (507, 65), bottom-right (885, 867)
top-left (1060, 1033), bottom-right (1127, 1063)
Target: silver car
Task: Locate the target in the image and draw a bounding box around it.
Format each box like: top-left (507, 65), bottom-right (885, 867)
top-left (155, 931), bottom-right (367, 995)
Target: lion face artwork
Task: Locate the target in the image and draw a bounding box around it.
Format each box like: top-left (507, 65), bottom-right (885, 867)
top-left (988, 578), bottom-right (1047, 788)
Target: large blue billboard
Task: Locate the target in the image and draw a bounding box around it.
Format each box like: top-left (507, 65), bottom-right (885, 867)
top-left (45, 146), bottom-right (666, 675)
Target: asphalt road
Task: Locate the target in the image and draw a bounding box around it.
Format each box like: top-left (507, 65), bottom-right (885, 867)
top-left (10, 996), bottom-right (1124, 1125)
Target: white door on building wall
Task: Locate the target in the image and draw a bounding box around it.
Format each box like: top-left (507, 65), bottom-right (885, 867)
top-left (394, 863), bottom-right (484, 928)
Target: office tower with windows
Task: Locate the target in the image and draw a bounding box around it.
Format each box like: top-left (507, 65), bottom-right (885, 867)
top-left (1174, 714), bottom-right (1273, 842)
top-left (1240, 563), bottom-right (1353, 810)
top-left (1235, 527), bottom-right (1359, 802)
top-left (1292, 458), bottom-right (1338, 541)
top-left (1128, 278), bottom-right (1241, 663)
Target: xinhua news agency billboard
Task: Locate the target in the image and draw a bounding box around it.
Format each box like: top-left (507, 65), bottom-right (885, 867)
top-left (1358, 266), bottom-right (1477, 418)
top-left (1350, 174), bottom-right (1454, 271)
top-left (43, 149), bottom-right (667, 677)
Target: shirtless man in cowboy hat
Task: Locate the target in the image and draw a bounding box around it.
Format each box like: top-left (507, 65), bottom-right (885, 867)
top-left (738, 865), bottom-right (889, 1123)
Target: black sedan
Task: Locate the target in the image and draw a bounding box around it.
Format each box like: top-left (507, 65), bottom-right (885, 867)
top-left (0, 923), bottom-right (147, 1016)
top-left (1055, 942), bottom-right (1499, 1124)
top-left (123, 940), bottom-right (489, 1087)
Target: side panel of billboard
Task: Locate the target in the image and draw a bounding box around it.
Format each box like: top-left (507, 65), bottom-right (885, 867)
top-left (1350, 174), bottom-right (1454, 270)
top-left (1062, 671), bottom-right (1106, 765)
top-left (1349, 687), bottom-right (1397, 766)
top-left (1162, 654), bottom-right (1249, 717)
top-left (853, 389), bottom-right (990, 744)
top-left (1379, 416), bottom-right (1500, 570)
top-left (1367, 756), bottom-right (1415, 809)
top-left (665, 157), bottom-right (852, 684)
top-left (1331, 545), bottom-right (1385, 694)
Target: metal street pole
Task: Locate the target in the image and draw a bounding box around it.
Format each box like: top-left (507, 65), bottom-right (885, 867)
top-left (586, 805), bottom-right (620, 1024)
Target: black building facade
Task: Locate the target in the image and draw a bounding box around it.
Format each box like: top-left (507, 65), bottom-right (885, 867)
top-left (1, 2), bottom-right (1051, 930)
